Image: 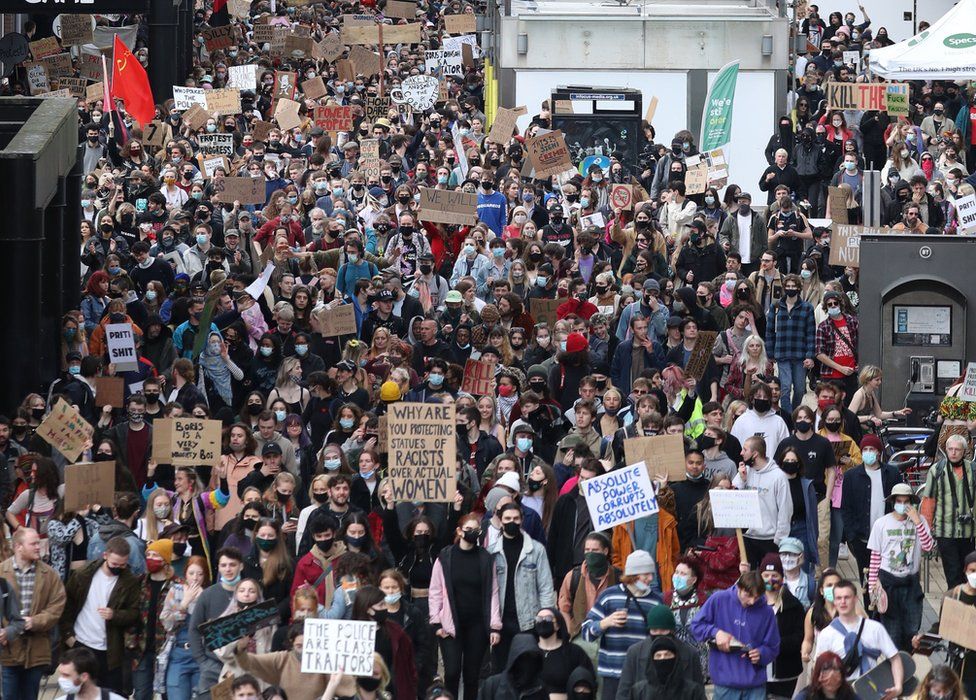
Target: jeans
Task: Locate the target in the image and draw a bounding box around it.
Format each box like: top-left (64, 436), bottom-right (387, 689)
top-left (878, 571), bottom-right (923, 652)
top-left (166, 645), bottom-right (200, 700)
top-left (133, 651), bottom-right (154, 700)
top-left (778, 360), bottom-right (807, 413)
top-left (1, 664), bottom-right (45, 700)
top-left (713, 684), bottom-right (767, 700)
top-left (829, 506), bottom-right (845, 568)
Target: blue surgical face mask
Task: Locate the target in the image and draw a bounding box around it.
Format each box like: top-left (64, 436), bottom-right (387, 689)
top-left (536, 276), bottom-right (548, 286)
top-left (68, 365), bottom-right (81, 376)
top-left (438, 175), bottom-right (448, 184)
top-left (288, 196), bottom-right (298, 204)
top-left (221, 573), bottom-right (241, 586)
top-left (81, 199), bottom-right (91, 208)
top-left (107, 266), bottom-right (121, 275)
top-left (428, 373), bottom-right (444, 387)
top-left (314, 182), bottom-right (329, 193)
top-left (339, 417), bottom-right (355, 430)
top-left (260, 346), bottom-right (273, 357)
top-left (196, 234), bottom-right (208, 246)
top-left (894, 502), bottom-right (908, 515)
top-left (332, 187), bottom-right (344, 197)
top-left (463, 244), bottom-right (475, 255)
top-left (145, 290), bottom-right (157, 301)
top-left (580, 197), bottom-right (590, 208)
top-left (559, 340), bottom-right (567, 352)
top-left (324, 457), bottom-right (341, 471)
top-left (800, 269), bottom-right (813, 279)
top-left (206, 124), bottom-right (217, 133)
top-left (492, 247), bottom-right (505, 258)
top-left (360, 469), bottom-right (375, 480)
top-left (672, 573), bottom-right (689, 591)
top-left (516, 437), bottom-right (532, 452)
top-left (705, 196), bottom-right (716, 205)
top-left (828, 306), bottom-right (842, 318)
top-left (274, 410), bottom-right (286, 422)
top-left (384, 592), bottom-right (402, 605)
top-left (295, 344), bottom-right (308, 356)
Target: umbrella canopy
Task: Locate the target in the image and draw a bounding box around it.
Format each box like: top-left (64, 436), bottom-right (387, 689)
top-left (868, 0), bottom-right (976, 80)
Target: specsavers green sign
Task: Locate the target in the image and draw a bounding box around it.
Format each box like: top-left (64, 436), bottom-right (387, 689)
top-left (699, 60), bottom-right (739, 152)
top-left (944, 33), bottom-right (976, 49)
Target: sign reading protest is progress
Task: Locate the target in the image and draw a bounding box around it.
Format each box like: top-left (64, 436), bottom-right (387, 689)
top-left (581, 461), bottom-right (658, 530)
top-left (387, 402), bottom-right (456, 502)
top-left (302, 619), bottom-right (377, 676)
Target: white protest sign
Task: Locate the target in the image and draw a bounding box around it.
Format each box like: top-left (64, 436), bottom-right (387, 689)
top-left (959, 362), bottom-right (976, 402)
top-left (198, 133), bottom-right (235, 156)
top-left (442, 34), bottom-right (479, 58)
top-left (105, 323), bottom-right (138, 372)
top-left (245, 261), bottom-right (275, 300)
top-left (173, 86), bottom-right (207, 110)
top-left (451, 123), bottom-right (469, 178)
top-left (425, 49), bottom-right (463, 76)
top-left (228, 64), bottom-right (259, 91)
top-left (390, 74), bottom-right (438, 111)
top-left (843, 50), bottom-right (860, 67)
top-left (302, 619), bottom-right (377, 676)
top-left (709, 489), bottom-right (764, 530)
top-left (956, 194), bottom-right (976, 236)
top-left (581, 461), bottom-right (658, 530)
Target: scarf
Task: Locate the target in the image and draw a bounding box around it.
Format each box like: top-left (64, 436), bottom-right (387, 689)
top-left (199, 342), bottom-right (234, 405)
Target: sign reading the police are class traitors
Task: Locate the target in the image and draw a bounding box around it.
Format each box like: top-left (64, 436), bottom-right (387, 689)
top-left (302, 619), bottom-right (377, 676)
top-left (582, 461), bottom-right (659, 530)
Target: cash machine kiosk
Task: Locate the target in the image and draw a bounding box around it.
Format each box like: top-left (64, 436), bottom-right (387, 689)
top-left (858, 234), bottom-right (976, 422)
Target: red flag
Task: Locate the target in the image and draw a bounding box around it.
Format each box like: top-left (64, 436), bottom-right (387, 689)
top-left (111, 35), bottom-right (155, 128)
top-left (211, 0), bottom-right (230, 26)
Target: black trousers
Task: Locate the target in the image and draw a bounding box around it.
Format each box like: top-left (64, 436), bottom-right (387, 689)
top-left (439, 622), bottom-right (489, 700)
top-left (744, 536), bottom-right (779, 570)
top-left (847, 537), bottom-right (872, 584)
top-left (75, 643), bottom-right (125, 697)
top-left (938, 536), bottom-right (975, 588)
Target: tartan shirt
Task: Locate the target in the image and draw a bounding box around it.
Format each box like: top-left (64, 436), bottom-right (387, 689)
top-left (766, 297), bottom-right (816, 361)
top-left (815, 313), bottom-right (860, 376)
top-left (12, 559), bottom-right (35, 617)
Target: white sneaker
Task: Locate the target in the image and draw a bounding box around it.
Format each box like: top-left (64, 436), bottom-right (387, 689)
top-left (839, 543), bottom-right (850, 561)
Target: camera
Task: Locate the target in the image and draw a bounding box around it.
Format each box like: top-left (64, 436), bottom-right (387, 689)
top-left (958, 513), bottom-right (974, 526)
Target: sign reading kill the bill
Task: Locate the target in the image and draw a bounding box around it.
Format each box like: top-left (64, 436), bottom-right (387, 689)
top-left (825, 81), bottom-right (910, 113)
top-left (828, 224), bottom-right (888, 268)
top-left (387, 402), bottom-right (456, 502)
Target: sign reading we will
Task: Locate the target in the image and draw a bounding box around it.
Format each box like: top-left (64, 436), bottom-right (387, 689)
top-left (387, 402), bottom-right (456, 502)
top-left (152, 417), bottom-right (222, 467)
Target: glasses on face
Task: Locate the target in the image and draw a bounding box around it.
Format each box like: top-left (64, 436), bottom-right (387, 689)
top-left (632, 390), bottom-right (647, 396)
top-left (826, 301), bottom-right (840, 308)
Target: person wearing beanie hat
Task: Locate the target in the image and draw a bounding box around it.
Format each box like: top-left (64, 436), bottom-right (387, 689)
top-left (839, 432), bottom-right (901, 583)
top-left (133, 537), bottom-right (177, 696)
top-left (581, 548), bottom-right (663, 699)
top-left (550, 331), bottom-right (593, 414)
top-left (379, 380), bottom-right (401, 402)
top-left (646, 604), bottom-right (676, 633)
top-left (147, 538), bottom-right (175, 565)
top-left (760, 553), bottom-right (806, 697)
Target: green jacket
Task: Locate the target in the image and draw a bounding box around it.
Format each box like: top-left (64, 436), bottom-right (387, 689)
top-left (61, 559), bottom-right (142, 670)
top-left (719, 209), bottom-right (768, 262)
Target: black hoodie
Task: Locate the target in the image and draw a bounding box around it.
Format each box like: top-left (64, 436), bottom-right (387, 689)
top-left (629, 635), bottom-right (708, 700)
top-left (476, 633), bottom-right (547, 700)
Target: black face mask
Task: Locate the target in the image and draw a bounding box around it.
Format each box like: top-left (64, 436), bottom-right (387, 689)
top-left (736, 289), bottom-right (751, 300)
top-left (107, 565), bottom-right (126, 577)
top-left (144, 392), bottom-right (160, 404)
top-left (172, 542), bottom-right (188, 557)
top-left (312, 492), bottom-right (328, 504)
top-left (780, 460), bottom-right (801, 475)
top-left (825, 421), bottom-right (842, 433)
top-left (529, 380), bottom-right (546, 393)
top-left (371, 609), bottom-right (389, 624)
top-left (413, 533), bottom-right (430, 550)
top-left (570, 692), bottom-right (594, 700)
top-left (276, 490), bottom-right (291, 503)
top-left (357, 677), bottom-right (382, 692)
top-left (534, 619), bottom-right (555, 637)
top-left (93, 453), bottom-right (114, 462)
top-left (31, 407), bottom-right (46, 420)
top-left (654, 658), bottom-right (676, 681)
top-left (502, 521), bottom-right (521, 538)
top-left (247, 404), bottom-right (263, 415)
top-left (795, 420), bottom-right (813, 433)
top-left (753, 398), bottom-right (771, 413)
top-left (461, 529), bottom-right (481, 543)
top-left (697, 435), bottom-right (715, 451)
top-left (315, 537), bottom-right (334, 553)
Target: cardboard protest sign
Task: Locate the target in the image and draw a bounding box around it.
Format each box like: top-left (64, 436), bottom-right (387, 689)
top-left (685, 162), bottom-right (708, 195)
top-left (198, 599), bottom-right (279, 651)
top-left (41, 52), bottom-right (72, 78)
top-left (202, 25), bottom-right (237, 52)
top-left (377, 415), bottom-right (388, 454)
top-left (94, 376), bottom-right (124, 407)
top-left (582, 461), bottom-right (658, 530)
top-left (284, 34), bottom-right (315, 58)
top-left (825, 81), bottom-right (910, 113)
top-left (57, 77), bottom-right (87, 98)
top-left (486, 105), bottom-right (527, 145)
top-left (37, 88), bottom-right (72, 98)
top-left (251, 120), bottom-right (274, 143)
top-left (956, 194), bottom-right (976, 236)
top-left (623, 433), bottom-right (687, 482)
top-left (301, 76), bottom-right (328, 99)
top-left (173, 86), bottom-right (207, 110)
top-left (425, 49), bottom-right (463, 77)
top-left (610, 184), bottom-right (634, 211)
top-left (886, 83), bottom-right (909, 116)
top-left (829, 224), bottom-right (870, 268)
top-left (86, 81), bottom-right (104, 104)
top-left (210, 676), bottom-right (235, 700)
top-left (198, 133), bottom-right (235, 156)
top-left (36, 399), bottom-right (93, 462)
top-left (525, 130), bottom-right (572, 179)
top-left (198, 155), bottom-right (229, 178)
top-left (419, 187), bottom-right (477, 226)
top-left (387, 402), bottom-right (456, 502)
top-left (443, 34), bottom-right (479, 57)
top-left (348, 45), bottom-right (380, 78)
top-left (106, 323), bottom-right (138, 371)
top-left (29, 36), bottom-right (60, 59)
top-left (273, 98), bottom-right (303, 131)
top-left (461, 359), bottom-right (495, 396)
top-left (385, 0), bottom-right (417, 18)
top-left (144, 121), bottom-right (171, 150)
top-left (342, 22), bottom-right (422, 45)
top-left (959, 363), bottom-right (976, 403)
top-left (321, 304), bottom-right (357, 337)
top-left (444, 13), bottom-right (476, 34)
top-left (63, 461), bottom-right (115, 512)
top-left (827, 185), bottom-right (850, 224)
top-left (78, 52), bottom-right (101, 81)
top-left (553, 100), bottom-right (574, 115)
top-left (273, 70), bottom-right (297, 101)
top-left (645, 95), bottom-right (659, 123)
top-left (152, 417), bottom-right (222, 467)
top-left (316, 32), bottom-right (344, 63)
top-left (228, 0), bottom-right (250, 18)
top-left (59, 14), bottom-right (95, 46)
top-left (684, 331), bottom-right (717, 381)
top-left (302, 619), bottom-right (377, 675)
top-left (253, 23), bottom-right (275, 43)
top-left (390, 74), bottom-right (438, 110)
top-left (709, 488), bottom-right (764, 529)
top-left (228, 65), bottom-right (258, 91)
top-left (359, 138), bottom-right (381, 180)
top-left (205, 88), bottom-right (241, 116)
top-left (939, 598), bottom-right (976, 650)
top-left (335, 59), bottom-right (356, 84)
top-left (343, 13), bottom-right (375, 26)
top-left (529, 298), bottom-right (561, 328)
top-left (314, 105), bottom-right (353, 132)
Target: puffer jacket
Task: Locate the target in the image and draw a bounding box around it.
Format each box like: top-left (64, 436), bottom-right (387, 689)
top-left (487, 532), bottom-right (555, 631)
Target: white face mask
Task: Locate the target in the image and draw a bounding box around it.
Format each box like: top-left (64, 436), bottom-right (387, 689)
top-left (780, 554), bottom-right (800, 571)
top-left (59, 677), bottom-right (82, 695)
top-left (968, 572), bottom-right (976, 589)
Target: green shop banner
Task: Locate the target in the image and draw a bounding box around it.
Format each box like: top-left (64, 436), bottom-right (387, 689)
top-left (699, 60), bottom-right (740, 152)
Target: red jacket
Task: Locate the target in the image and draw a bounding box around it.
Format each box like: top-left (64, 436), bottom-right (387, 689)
top-left (255, 216), bottom-right (306, 247)
top-left (557, 297), bottom-right (598, 321)
top-left (381, 620), bottom-right (418, 700)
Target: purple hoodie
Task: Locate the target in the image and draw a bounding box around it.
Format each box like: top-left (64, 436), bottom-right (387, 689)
top-left (690, 585), bottom-right (780, 689)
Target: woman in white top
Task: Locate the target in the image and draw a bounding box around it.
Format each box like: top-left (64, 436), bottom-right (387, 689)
top-left (296, 474), bottom-right (330, 551)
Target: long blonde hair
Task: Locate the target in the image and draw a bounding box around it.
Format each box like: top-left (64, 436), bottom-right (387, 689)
top-left (738, 334), bottom-right (769, 371)
top-left (143, 488), bottom-right (173, 541)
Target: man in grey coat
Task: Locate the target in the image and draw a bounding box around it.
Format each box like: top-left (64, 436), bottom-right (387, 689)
top-left (189, 547), bottom-right (243, 699)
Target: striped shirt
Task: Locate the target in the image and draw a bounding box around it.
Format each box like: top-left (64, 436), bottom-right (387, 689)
top-left (582, 583), bottom-right (662, 678)
top-left (13, 560), bottom-right (35, 616)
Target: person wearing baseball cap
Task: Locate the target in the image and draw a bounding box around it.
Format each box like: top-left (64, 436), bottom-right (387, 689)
top-left (777, 537), bottom-right (815, 608)
top-left (719, 190), bottom-right (767, 276)
top-left (581, 549), bottom-right (663, 698)
top-left (759, 552), bottom-right (806, 697)
top-left (865, 481), bottom-right (933, 650)
top-left (838, 433), bottom-right (902, 579)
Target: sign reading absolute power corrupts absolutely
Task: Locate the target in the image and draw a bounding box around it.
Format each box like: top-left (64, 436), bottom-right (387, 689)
top-left (152, 417), bottom-right (222, 467)
top-left (582, 461), bottom-right (658, 530)
top-left (387, 402), bottom-right (456, 502)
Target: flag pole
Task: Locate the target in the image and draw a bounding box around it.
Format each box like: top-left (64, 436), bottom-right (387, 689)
top-left (101, 52), bottom-right (114, 140)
